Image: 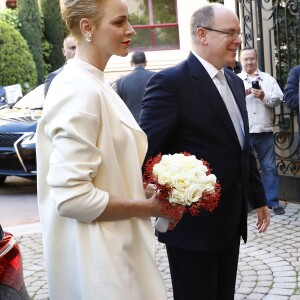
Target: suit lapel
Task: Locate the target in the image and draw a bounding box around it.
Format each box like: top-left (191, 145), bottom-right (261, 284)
top-left (187, 53), bottom-right (244, 147)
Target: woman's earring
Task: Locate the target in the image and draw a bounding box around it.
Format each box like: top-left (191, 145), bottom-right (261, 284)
top-left (86, 33), bottom-right (92, 42)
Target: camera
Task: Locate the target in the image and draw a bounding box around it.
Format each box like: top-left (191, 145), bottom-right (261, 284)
top-left (251, 80), bottom-right (260, 89)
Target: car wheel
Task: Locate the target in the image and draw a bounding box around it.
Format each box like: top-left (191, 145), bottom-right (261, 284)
top-left (0, 176), bottom-right (6, 185)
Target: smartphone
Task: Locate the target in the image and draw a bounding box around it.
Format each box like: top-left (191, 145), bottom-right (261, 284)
top-left (252, 80), bottom-right (260, 89)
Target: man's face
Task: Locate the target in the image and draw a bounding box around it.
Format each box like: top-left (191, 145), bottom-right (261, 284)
top-left (203, 6), bottom-right (242, 70)
top-left (62, 37), bottom-right (76, 60)
top-left (240, 49), bottom-right (257, 75)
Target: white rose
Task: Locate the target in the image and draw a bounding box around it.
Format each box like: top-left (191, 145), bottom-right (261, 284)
top-left (193, 170), bottom-right (207, 183)
top-left (171, 176), bottom-right (191, 190)
top-left (195, 162), bottom-right (208, 173)
top-left (183, 183), bottom-right (205, 205)
top-left (153, 163), bottom-right (166, 175)
top-left (179, 155), bottom-right (198, 170)
top-left (157, 157), bottom-right (178, 175)
top-left (169, 188), bottom-right (185, 205)
top-left (204, 174), bottom-right (217, 193)
top-left (156, 172), bottom-right (173, 185)
top-left (153, 165), bottom-right (169, 184)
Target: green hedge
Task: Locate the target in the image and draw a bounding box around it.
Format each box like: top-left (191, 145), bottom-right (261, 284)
top-left (0, 8), bottom-right (21, 30)
top-left (0, 20), bottom-right (37, 90)
top-left (18, 0), bottom-right (44, 84)
top-left (41, 0), bottom-right (65, 71)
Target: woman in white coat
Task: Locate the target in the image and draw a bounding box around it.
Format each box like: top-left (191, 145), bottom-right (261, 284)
top-left (36, 0), bottom-right (170, 299)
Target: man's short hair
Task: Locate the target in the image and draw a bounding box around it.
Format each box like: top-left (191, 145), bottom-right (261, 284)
top-left (240, 47), bottom-right (257, 57)
top-left (131, 51), bottom-right (146, 65)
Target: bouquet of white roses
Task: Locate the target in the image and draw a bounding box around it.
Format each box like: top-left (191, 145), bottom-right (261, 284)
top-left (143, 152), bottom-right (221, 232)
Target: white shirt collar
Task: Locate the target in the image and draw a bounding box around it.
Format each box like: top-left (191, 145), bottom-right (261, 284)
top-left (239, 69), bottom-right (262, 81)
top-left (191, 50), bottom-right (223, 79)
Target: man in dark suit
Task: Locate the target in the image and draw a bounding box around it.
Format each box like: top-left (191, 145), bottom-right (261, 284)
top-left (227, 60), bottom-right (242, 74)
top-left (115, 51), bottom-right (155, 122)
top-left (284, 64), bottom-right (300, 137)
top-left (44, 35), bottom-right (76, 97)
top-left (139, 4), bottom-right (270, 300)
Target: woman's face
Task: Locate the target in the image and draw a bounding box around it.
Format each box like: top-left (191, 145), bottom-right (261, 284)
top-left (93, 0), bottom-right (135, 59)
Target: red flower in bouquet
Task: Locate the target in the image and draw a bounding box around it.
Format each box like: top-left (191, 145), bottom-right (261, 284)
top-left (143, 152), bottom-right (221, 231)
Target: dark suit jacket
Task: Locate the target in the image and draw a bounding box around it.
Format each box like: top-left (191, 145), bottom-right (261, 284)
top-left (284, 65), bottom-right (300, 131)
top-left (139, 52), bottom-right (266, 252)
top-left (116, 66), bottom-right (155, 121)
top-left (44, 67), bottom-right (63, 97)
top-left (227, 60), bottom-right (242, 74)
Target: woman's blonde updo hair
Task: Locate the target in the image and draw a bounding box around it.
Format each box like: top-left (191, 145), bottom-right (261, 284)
top-left (60, 0), bottom-right (106, 40)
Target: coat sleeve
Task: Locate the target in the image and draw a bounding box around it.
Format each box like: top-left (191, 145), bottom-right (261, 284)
top-left (42, 78), bottom-right (109, 223)
top-left (247, 148), bottom-right (267, 209)
top-left (139, 71), bottom-right (179, 161)
top-left (284, 67), bottom-right (300, 111)
top-left (44, 71), bottom-right (57, 97)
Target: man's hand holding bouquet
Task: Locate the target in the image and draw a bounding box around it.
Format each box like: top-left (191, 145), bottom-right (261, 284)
top-left (143, 152), bottom-right (221, 232)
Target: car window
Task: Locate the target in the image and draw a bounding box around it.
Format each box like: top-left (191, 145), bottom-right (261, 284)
top-left (0, 225), bottom-right (3, 241)
top-left (14, 84), bottom-right (45, 110)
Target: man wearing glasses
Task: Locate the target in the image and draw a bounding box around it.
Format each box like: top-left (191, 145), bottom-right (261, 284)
top-left (140, 3), bottom-right (270, 300)
top-left (238, 47), bottom-right (285, 215)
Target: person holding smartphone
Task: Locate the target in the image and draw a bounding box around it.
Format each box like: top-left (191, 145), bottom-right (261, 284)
top-left (238, 47), bottom-right (285, 215)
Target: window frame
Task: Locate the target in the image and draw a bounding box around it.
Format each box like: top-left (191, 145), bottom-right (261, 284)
top-left (130, 0), bottom-right (179, 51)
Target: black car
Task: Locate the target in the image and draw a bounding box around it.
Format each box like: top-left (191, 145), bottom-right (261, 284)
top-left (0, 85), bottom-right (44, 184)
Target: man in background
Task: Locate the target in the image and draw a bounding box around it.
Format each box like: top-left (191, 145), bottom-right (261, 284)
top-left (115, 51), bottom-right (155, 122)
top-left (227, 60), bottom-right (242, 74)
top-left (44, 35), bottom-right (76, 97)
top-left (238, 47), bottom-right (285, 215)
top-left (283, 64), bottom-right (300, 137)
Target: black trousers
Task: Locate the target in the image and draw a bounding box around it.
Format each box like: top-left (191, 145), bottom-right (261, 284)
top-left (166, 235), bottom-right (240, 300)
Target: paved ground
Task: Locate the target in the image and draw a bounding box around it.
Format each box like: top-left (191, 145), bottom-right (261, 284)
top-left (8, 200), bottom-right (300, 300)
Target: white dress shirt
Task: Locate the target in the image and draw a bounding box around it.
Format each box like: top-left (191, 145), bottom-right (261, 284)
top-left (238, 69), bottom-right (283, 133)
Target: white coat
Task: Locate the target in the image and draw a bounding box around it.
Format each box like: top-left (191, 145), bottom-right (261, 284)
top-left (36, 59), bottom-right (166, 300)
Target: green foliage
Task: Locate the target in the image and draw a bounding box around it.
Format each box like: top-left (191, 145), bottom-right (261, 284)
top-left (152, 0), bottom-right (177, 23)
top-left (129, 12), bottom-right (150, 48)
top-left (41, 0), bottom-right (65, 72)
top-left (41, 40), bottom-right (53, 76)
top-left (129, 0), bottom-right (179, 50)
top-left (0, 9), bottom-right (21, 30)
top-left (0, 7), bottom-right (51, 81)
top-left (18, 0), bottom-right (44, 84)
top-left (274, 1), bottom-right (300, 89)
top-left (0, 20), bottom-right (37, 90)
top-left (40, 13), bottom-right (53, 77)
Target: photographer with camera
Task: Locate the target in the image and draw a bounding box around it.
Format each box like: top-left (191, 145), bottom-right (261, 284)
top-left (238, 47), bottom-right (285, 215)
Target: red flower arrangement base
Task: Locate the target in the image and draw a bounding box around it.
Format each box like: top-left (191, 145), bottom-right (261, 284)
top-left (143, 152), bottom-right (221, 231)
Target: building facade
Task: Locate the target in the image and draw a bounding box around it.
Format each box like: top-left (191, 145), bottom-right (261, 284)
top-left (105, 0), bottom-right (236, 81)
top-left (0, 0), bottom-right (236, 80)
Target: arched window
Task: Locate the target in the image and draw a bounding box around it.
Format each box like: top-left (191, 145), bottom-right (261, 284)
top-left (128, 0), bottom-right (179, 51)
